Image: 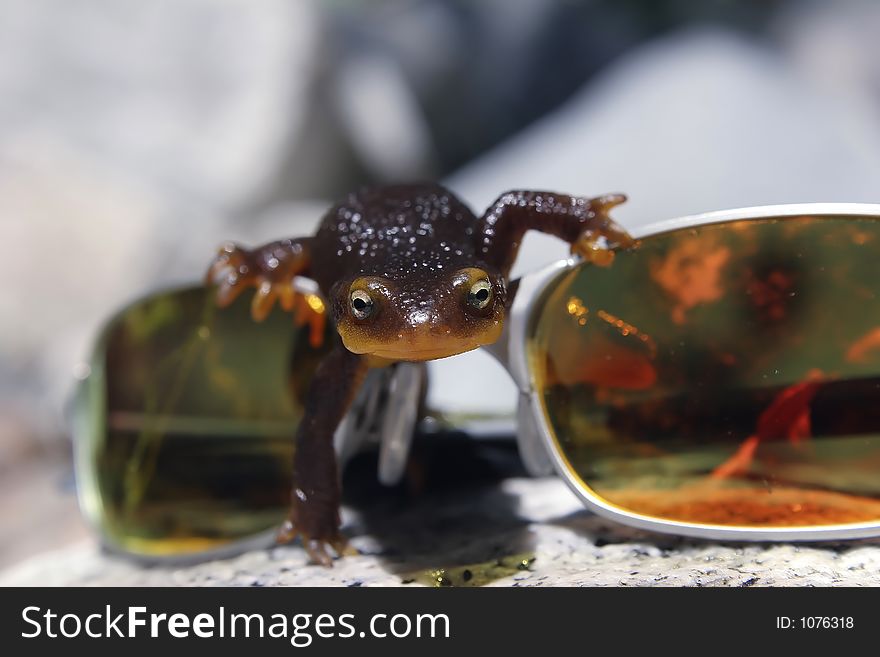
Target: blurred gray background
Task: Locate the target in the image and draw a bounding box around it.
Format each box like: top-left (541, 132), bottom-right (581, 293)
top-left (2, 0), bottom-right (880, 570)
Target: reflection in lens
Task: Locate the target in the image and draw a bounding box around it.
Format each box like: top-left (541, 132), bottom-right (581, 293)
top-left (531, 217), bottom-right (880, 528)
top-left (76, 287), bottom-right (331, 556)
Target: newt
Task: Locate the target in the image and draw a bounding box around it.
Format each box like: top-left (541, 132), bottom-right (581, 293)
top-left (207, 183), bottom-right (634, 564)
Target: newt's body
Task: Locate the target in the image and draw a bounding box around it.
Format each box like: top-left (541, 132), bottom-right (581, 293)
top-left (208, 183), bottom-right (633, 564)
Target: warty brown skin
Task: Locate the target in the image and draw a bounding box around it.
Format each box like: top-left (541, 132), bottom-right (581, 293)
top-left (207, 182), bottom-right (634, 565)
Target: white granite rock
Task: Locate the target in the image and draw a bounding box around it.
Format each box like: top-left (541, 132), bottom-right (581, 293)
top-left (3, 478), bottom-right (878, 587)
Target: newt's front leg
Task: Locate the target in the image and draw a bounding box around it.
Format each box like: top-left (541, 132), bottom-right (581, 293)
top-left (206, 237), bottom-right (326, 346)
top-left (277, 342), bottom-right (368, 566)
top-left (478, 191), bottom-right (636, 275)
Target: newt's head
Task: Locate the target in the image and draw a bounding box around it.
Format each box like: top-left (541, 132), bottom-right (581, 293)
top-left (331, 266), bottom-right (505, 362)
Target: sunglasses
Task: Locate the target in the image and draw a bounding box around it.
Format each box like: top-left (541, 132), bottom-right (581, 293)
top-left (72, 203), bottom-right (880, 562)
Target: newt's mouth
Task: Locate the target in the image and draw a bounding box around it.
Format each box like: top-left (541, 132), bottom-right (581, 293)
top-left (337, 307), bottom-right (504, 362)
top-left (339, 321), bottom-right (503, 363)
top-left (366, 343), bottom-right (482, 362)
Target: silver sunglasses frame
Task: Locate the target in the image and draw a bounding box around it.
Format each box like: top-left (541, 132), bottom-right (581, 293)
top-left (71, 277), bottom-right (427, 565)
top-left (488, 202), bottom-right (880, 542)
top-left (74, 202), bottom-right (880, 563)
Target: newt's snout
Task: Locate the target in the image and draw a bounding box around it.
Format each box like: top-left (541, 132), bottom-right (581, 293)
top-left (333, 271), bottom-right (505, 362)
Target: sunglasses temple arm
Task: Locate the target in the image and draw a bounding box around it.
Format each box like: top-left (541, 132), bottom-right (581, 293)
top-left (334, 362), bottom-right (425, 487)
top-left (377, 363), bottom-right (424, 486)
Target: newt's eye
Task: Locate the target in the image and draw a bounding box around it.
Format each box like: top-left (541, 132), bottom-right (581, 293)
top-left (467, 280), bottom-right (493, 310)
top-left (350, 289), bottom-right (374, 319)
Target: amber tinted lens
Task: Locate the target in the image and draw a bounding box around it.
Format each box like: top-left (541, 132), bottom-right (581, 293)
top-left (531, 216), bottom-right (880, 528)
top-left (74, 286), bottom-right (331, 556)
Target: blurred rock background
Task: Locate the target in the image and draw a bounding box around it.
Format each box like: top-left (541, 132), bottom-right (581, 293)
top-left (2, 0), bottom-right (880, 571)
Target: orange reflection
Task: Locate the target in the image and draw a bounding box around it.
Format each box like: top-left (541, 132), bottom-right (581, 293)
top-left (566, 296), bottom-right (589, 326)
top-left (650, 238), bottom-right (730, 325)
top-left (565, 296), bottom-right (656, 353)
top-left (850, 228), bottom-right (873, 246)
top-left (568, 334), bottom-right (657, 390)
top-left (746, 269), bottom-right (795, 323)
top-left (596, 309), bottom-right (657, 355)
top-left (604, 488), bottom-right (880, 526)
top-left (711, 369), bottom-right (824, 480)
top-left (555, 296), bottom-right (656, 390)
top-left (846, 327), bottom-right (880, 364)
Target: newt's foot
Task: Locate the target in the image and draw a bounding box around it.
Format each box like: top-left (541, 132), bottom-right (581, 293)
top-left (275, 492), bottom-right (358, 567)
top-left (207, 242), bottom-right (326, 347)
top-left (571, 194), bottom-right (638, 267)
top-left (276, 520), bottom-right (356, 567)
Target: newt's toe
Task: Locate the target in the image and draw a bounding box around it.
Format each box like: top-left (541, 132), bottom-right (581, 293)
top-left (303, 540), bottom-right (334, 568)
top-left (276, 519), bottom-right (299, 545)
top-left (571, 235), bottom-right (618, 266)
top-left (276, 517), bottom-right (353, 567)
top-left (329, 535), bottom-right (359, 558)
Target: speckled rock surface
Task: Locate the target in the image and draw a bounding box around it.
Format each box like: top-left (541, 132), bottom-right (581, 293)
top-left (3, 477), bottom-right (879, 587)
